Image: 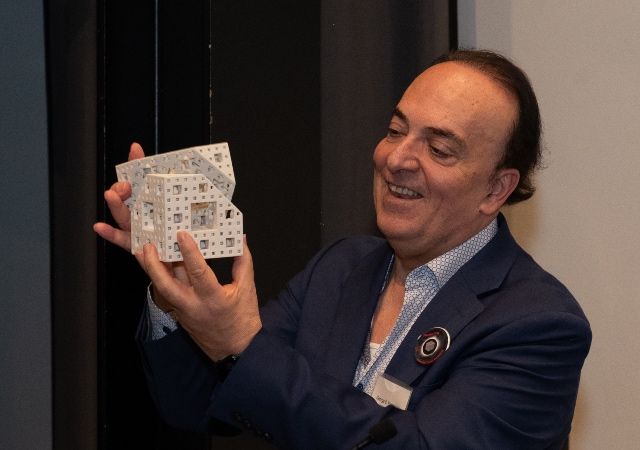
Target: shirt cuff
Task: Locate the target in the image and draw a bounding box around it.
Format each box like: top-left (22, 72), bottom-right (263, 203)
top-left (146, 283), bottom-right (179, 340)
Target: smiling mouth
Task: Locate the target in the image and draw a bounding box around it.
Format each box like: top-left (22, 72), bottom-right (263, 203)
top-left (387, 182), bottom-right (422, 198)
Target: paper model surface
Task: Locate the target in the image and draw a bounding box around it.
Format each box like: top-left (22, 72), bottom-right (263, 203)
top-left (116, 142), bottom-right (243, 261)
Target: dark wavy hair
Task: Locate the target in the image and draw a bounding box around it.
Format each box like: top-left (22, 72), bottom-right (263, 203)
top-left (432, 49), bottom-right (542, 204)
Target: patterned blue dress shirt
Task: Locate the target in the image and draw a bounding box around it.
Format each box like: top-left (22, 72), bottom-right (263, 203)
top-left (353, 219), bottom-right (498, 395)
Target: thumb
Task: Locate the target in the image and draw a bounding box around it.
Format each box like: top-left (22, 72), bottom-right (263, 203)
top-left (176, 231), bottom-right (222, 299)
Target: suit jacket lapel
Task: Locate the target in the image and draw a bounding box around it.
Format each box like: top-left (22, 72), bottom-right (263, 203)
top-left (386, 215), bottom-right (520, 386)
top-left (323, 242), bottom-right (393, 383)
top-left (385, 277), bottom-right (484, 384)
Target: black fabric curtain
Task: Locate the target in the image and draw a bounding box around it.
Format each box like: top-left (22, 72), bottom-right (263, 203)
top-left (321, 1), bottom-right (453, 244)
top-left (47, 1), bottom-right (454, 449)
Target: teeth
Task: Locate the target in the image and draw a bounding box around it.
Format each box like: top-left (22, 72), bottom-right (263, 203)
top-left (388, 183), bottom-right (420, 197)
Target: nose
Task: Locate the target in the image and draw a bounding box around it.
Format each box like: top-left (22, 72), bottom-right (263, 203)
top-left (385, 137), bottom-right (421, 172)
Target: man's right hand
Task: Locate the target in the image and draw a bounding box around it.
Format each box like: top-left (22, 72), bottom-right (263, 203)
top-left (93, 142), bottom-right (186, 312)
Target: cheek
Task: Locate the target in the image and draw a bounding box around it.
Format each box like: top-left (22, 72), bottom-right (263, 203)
top-left (427, 170), bottom-right (480, 207)
top-left (443, 175), bottom-right (491, 210)
top-left (464, 167), bottom-right (495, 197)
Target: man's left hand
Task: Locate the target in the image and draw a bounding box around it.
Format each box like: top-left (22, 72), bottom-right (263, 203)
top-left (141, 231), bottom-right (261, 361)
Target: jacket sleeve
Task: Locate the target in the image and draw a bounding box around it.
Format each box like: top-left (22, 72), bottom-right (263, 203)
top-left (137, 323), bottom-right (240, 435)
top-left (135, 238), bottom-right (362, 435)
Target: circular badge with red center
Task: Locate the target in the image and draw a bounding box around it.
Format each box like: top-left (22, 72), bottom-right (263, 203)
top-left (415, 327), bottom-right (450, 365)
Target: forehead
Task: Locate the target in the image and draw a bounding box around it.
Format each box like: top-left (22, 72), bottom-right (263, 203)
top-left (398, 62), bottom-right (517, 151)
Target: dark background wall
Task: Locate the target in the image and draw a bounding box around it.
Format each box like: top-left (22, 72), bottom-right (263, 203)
top-left (321, 1), bottom-right (452, 244)
top-left (3, 1), bottom-right (453, 449)
top-left (96, 2), bottom-right (322, 447)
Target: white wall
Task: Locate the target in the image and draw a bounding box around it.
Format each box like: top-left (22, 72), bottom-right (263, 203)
top-left (458, 1), bottom-right (640, 448)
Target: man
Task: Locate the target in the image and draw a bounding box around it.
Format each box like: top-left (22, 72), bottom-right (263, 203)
top-left (94, 50), bottom-right (591, 449)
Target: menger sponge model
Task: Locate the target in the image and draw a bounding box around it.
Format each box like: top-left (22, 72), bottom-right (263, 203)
top-left (116, 142), bottom-right (243, 261)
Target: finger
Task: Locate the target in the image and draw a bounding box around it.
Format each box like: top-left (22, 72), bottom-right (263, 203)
top-left (171, 261), bottom-right (191, 285)
top-left (109, 181), bottom-right (132, 201)
top-left (104, 188), bottom-right (132, 231)
top-left (162, 261), bottom-right (190, 287)
top-left (150, 283), bottom-right (176, 313)
top-left (142, 243), bottom-right (192, 310)
top-left (176, 231), bottom-right (221, 298)
top-left (232, 235), bottom-right (255, 284)
top-left (129, 142), bottom-right (146, 161)
top-left (93, 222), bottom-right (132, 251)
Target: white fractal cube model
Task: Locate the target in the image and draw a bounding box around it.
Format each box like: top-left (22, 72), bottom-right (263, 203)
top-left (116, 142), bottom-right (243, 261)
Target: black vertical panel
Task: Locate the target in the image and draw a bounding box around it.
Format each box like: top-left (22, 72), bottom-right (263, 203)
top-left (48, 0), bottom-right (99, 448)
top-left (98, 2), bottom-right (156, 449)
top-left (209, 1), bottom-right (322, 302)
top-left (98, 2), bottom-right (211, 449)
top-left (157, 1), bottom-right (212, 151)
top-left (449, 0), bottom-right (458, 50)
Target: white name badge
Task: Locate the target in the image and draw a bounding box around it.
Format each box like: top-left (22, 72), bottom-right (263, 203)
top-left (372, 373), bottom-right (412, 410)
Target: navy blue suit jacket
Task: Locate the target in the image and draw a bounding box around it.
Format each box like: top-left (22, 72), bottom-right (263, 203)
top-left (138, 215), bottom-right (591, 449)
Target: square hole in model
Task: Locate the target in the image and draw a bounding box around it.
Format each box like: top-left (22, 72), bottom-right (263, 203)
top-left (191, 201), bottom-right (216, 231)
top-left (143, 202), bottom-right (155, 231)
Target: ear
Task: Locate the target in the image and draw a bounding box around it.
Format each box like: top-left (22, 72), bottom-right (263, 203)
top-left (479, 168), bottom-right (520, 215)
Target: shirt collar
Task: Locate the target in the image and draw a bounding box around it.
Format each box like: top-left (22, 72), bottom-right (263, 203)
top-left (382, 218), bottom-right (499, 291)
top-left (426, 218), bottom-right (498, 288)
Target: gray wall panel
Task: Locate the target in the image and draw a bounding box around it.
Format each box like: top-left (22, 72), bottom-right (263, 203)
top-left (0, 0), bottom-right (52, 449)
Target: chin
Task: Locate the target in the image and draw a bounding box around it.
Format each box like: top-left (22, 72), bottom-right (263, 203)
top-left (376, 215), bottom-right (420, 242)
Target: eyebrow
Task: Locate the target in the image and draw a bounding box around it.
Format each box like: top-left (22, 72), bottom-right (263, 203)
top-left (392, 107), bottom-right (466, 149)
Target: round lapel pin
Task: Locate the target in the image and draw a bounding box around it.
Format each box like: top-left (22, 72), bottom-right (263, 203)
top-left (415, 327), bottom-right (450, 365)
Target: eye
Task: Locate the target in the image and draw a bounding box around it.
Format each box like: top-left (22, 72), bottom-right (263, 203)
top-left (387, 127), bottom-right (402, 138)
top-left (430, 146), bottom-right (451, 158)
top-left (385, 127), bottom-right (405, 142)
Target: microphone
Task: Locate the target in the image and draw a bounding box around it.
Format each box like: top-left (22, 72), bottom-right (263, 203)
top-left (350, 418), bottom-right (398, 450)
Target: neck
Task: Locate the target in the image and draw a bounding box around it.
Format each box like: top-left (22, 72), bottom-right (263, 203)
top-left (390, 215), bottom-right (498, 277)
top-left (389, 257), bottom-right (416, 284)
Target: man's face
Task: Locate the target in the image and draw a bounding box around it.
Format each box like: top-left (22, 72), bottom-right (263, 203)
top-left (373, 61), bottom-right (518, 264)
